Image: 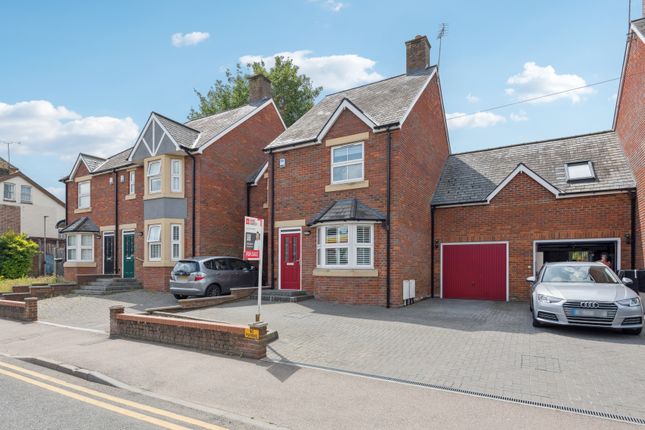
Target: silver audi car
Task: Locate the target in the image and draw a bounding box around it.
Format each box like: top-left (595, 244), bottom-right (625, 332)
top-left (528, 262), bottom-right (643, 334)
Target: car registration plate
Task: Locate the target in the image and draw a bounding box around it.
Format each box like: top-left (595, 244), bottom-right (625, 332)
top-left (570, 309), bottom-right (608, 318)
top-left (178, 275), bottom-right (188, 281)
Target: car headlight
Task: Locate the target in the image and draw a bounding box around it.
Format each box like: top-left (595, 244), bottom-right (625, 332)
top-left (617, 297), bottom-right (641, 307)
top-left (537, 294), bottom-right (563, 304)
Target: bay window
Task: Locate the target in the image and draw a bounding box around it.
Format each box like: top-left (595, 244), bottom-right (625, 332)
top-left (331, 143), bottom-right (364, 184)
top-left (66, 233), bottom-right (94, 262)
top-left (171, 159), bottom-right (181, 192)
top-left (316, 224), bottom-right (373, 269)
top-left (78, 181), bottom-right (90, 209)
top-left (147, 160), bottom-right (161, 193)
top-left (147, 224), bottom-right (161, 261)
top-left (170, 224), bottom-right (181, 260)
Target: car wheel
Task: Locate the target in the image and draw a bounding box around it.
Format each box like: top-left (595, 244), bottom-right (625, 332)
top-left (529, 298), bottom-right (534, 312)
top-left (622, 327), bottom-right (642, 335)
top-left (172, 294), bottom-right (186, 300)
top-left (205, 284), bottom-right (221, 297)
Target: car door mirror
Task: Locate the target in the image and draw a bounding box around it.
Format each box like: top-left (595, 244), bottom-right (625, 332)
top-left (526, 276), bottom-right (536, 284)
top-left (622, 277), bottom-right (634, 286)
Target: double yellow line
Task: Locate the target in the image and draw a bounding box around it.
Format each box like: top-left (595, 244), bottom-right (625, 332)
top-left (0, 360), bottom-right (227, 430)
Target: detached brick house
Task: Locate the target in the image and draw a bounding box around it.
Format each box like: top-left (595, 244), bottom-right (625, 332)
top-left (262, 35), bottom-right (450, 306)
top-left (61, 76), bottom-right (284, 289)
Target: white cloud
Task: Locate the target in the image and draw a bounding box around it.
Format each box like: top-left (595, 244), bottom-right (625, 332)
top-left (309, 0), bottom-right (346, 12)
top-left (0, 100), bottom-right (139, 161)
top-left (240, 50), bottom-right (383, 92)
top-left (446, 112), bottom-right (506, 129)
top-left (505, 62), bottom-right (593, 104)
top-left (46, 186), bottom-right (65, 201)
top-left (466, 94), bottom-right (480, 104)
top-left (171, 32), bottom-right (210, 47)
top-left (510, 110), bottom-right (528, 122)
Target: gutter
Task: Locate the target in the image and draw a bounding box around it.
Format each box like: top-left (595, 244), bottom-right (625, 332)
top-left (181, 146), bottom-right (197, 257)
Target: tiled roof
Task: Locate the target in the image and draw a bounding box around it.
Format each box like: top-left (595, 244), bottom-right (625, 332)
top-left (308, 199), bottom-right (386, 225)
top-left (59, 216), bottom-right (100, 233)
top-left (185, 102), bottom-right (262, 149)
top-left (154, 114), bottom-right (200, 149)
top-left (81, 154), bottom-right (106, 172)
top-left (633, 17), bottom-right (645, 38)
top-left (92, 147), bottom-right (133, 173)
top-left (266, 68), bottom-right (436, 150)
top-left (432, 131), bottom-right (635, 206)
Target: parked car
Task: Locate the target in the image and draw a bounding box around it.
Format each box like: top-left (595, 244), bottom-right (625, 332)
top-left (169, 256), bottom-right (258, 299)
top-left (528, 262), bottom-right (643, 334)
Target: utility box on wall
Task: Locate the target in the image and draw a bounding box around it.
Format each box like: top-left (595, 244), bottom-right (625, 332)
top-left (403, 279), bottom-right (416, 305)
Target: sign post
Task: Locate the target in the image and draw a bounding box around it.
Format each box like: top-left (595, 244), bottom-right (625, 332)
top-left (243, 216), bottom-right (264, 322)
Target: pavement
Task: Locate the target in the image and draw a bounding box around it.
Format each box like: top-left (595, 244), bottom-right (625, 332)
top-left (0, 357), bottom-right (246, 430)
top-left (0, 319), bottom-right (638, 430)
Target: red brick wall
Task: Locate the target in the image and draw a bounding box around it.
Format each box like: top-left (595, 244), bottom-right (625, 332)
top-left (0, 204), bottom-right (20, 233)
top-left (269, 75), bottom-right (449, 305)
top-left (391, 76), bottom-right (450, 304)
top-left (616, 30), bottom-right (645, 268)
top-left (196, 103), bottom-right (284, 258)
top-left (433, 173), bottom-right (633, 300)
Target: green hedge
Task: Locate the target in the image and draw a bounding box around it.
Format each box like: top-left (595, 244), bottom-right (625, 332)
top-left (0, 230), bottom-right (40, 279)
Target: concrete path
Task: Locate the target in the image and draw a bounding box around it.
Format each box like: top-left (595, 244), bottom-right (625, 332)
top-left (0, 319), bottom-right (638, 429)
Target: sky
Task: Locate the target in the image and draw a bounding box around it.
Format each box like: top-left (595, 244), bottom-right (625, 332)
top-left (0, 0), bottom-right (642, 201)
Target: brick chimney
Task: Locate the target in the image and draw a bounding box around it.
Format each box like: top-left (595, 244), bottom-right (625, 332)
top-left (248, 74), bottom-right (272, 103)
top-left (405, 35), bottom-right (431, 75)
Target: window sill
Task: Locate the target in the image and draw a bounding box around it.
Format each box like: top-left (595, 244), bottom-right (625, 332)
top-left (125, 194), bottom-right (136, 200)
top-left (313, 268), bottom-right (378, 278)
top-left (325, 180), bottom-right (369, 193)
top-left (74, 207), bottom-right (92, 214)
top-left (20, 201), bottom-right (32, 205)
top-left (63, 261), bottom-right (96, 268)
top-left (3, 199), bottom-right (15, 202)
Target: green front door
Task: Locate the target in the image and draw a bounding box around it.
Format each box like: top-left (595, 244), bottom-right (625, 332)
top-left (123, 232), bottom-right (135, 278)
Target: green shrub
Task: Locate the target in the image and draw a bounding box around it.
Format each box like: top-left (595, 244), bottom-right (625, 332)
top-left (0, 230), bottom-right (40, 279)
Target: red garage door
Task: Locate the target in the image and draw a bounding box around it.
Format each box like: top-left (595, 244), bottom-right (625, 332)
top-left (442, 242), bottom-right (507, 301)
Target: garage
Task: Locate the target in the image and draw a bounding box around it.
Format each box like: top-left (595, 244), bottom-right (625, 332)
top-left (441, 242), bottom-right (508, 301)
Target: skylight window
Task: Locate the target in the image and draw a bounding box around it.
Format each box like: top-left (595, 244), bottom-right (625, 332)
top-left (566, 161), bottom-right (595, 181)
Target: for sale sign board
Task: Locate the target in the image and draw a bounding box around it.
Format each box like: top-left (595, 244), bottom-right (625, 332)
top-left (243, 216), bottom-right (263, 261)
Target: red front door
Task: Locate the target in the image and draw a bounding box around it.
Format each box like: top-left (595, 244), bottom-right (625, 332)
top-left (280, 231), bottom-right (301, 290)
top-left (442, 243), bottom-right (507, 301)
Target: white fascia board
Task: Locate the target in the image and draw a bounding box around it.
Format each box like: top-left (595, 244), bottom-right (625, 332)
top-left (398, 68), bottom-right (437, 128)
top-left (632, 23), bottom-right (645, 44)
top-left (197, 99), bottom-right (274, 154)
top-left (249, 162), bottom-right (269, 186)
top-left (485, 164), bottom-right (560, 203)
top-left (128, 113), bottom-right (156, 161)
top-left (316, 99), bottom-right (377, 143)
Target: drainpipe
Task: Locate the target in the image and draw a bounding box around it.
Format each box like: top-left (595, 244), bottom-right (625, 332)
top-left (270, 152), bottom-right (276, 289)
top-left (386, 129), bottom-right (393, 308)
top-left (113, 170), bottom-right (119, 275)
top-left (631, 190), bottom-right (637, 268)
top-left (430, 205), bottom-right (435, 298)
top-left (246, 182), bottom-right (251, 217)
top-left (182, 148), bottom-right (197, 257)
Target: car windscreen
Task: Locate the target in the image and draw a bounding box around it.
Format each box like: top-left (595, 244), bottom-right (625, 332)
top-left (542, 265), bottom-right (619, 284)
top-left (172, 261), bottom-right (200, 275)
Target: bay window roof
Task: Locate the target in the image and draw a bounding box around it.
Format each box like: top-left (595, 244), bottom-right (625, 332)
top-left (308, 199), bottom-right (386, 226)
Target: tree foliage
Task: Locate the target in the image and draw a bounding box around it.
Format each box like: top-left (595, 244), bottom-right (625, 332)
top-left (188, 57), bottom-right (322, 126)
top-left (0, 230), bottom-right (39, 279)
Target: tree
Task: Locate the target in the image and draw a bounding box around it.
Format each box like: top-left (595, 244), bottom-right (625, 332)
top-left (188, 57), bottom-right (322, 126)
top-left (0, 231), bottom-right (39, 279)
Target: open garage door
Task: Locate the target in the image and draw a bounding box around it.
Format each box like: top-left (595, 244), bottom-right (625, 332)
top-left (441, 242), bottom-right (508, 301)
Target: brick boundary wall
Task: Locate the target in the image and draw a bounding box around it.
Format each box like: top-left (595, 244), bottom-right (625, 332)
top-left (0, 283), bottom-right (77, 301)
top-left (0, 297), bottom-right (37, 322)
top-left (109, 306), bottom-right (269, 359)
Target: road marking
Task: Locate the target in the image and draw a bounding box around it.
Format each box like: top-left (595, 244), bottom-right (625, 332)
top-left (0, 361), bottom-right (227, 430)
top-left (0, 366), bottom-right (195, 430)
top-left (37, 320), bottom-right (106, 334)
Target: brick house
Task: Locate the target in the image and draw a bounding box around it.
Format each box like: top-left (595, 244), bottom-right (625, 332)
top-left (262, 35), bottom-right (450, 306)
top-left (61, 75), bottom-right (284, 290)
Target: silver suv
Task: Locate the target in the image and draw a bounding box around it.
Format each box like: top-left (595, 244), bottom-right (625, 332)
top-left (169, 256), bottom-right (258, 299)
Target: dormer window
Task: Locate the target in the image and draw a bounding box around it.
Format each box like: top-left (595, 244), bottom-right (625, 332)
top-left (565, 161), bottom-right (595, 181)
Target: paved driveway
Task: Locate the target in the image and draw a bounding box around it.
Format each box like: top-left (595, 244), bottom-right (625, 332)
top-left (185, 297), bottom-right (645, 421)
top-left (38, 291), bottom-right (176, 332)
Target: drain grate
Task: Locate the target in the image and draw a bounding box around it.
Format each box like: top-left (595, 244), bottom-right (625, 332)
top-left (264, 356), bottom-right (645, 426)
